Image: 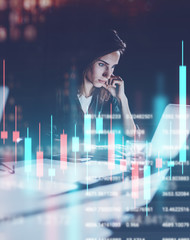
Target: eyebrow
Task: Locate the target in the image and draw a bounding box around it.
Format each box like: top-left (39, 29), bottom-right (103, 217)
top-left (99, 59), bottom-right (109, 65)
top-left (98, 59), bottom-right (118, 67)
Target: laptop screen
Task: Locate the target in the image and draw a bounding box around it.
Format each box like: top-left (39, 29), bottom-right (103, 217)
top-left (150, 104), bottom-right (190, 159)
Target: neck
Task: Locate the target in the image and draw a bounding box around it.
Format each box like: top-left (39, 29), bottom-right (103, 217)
top-left (81, 77), bottom-right (94, 97)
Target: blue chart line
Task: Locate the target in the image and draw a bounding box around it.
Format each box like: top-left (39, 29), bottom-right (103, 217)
top-left (48, 115), bottom-right (55, 181)
top-left (144, 142), bottom-right (151, 216)
top-left (24, 127), bottom-right (32, 175)
top-left (168, 121), bottom-right (174, 180)
top-left (179, 40), bottom-right (187, 174)
top-left (51, 115), bottom-right (53, 168)
top-left (144, 165), bottom-right (151, 216)
top-left (145, 141), bottom-right (148, 165)
top-left (96, 112), bottom-right (103, 142)
top-left (72, 124), bottom-right (79, 175)
top-left (84, 114), bottom-right (91, 192)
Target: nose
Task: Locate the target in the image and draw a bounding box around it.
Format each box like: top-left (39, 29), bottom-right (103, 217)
top-left (102, 68), bottom-right (112, 79)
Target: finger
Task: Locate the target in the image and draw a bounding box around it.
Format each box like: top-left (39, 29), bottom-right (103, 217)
top-left (102, 82), bottom-right (108, 89)
top-left (110, 75), bottom-right (122, 80)
top-left (111, 79), bottom-right (123, 87)
top-left (110, 76), bottom-right (123, 82)
top-left (107, 84), bottom-right (116, 89)
top-left (106, 78), bottom-right (114, 88)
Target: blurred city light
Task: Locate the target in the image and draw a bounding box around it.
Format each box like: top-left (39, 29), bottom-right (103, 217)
top-left (0, 27), bottom-right (7, 42)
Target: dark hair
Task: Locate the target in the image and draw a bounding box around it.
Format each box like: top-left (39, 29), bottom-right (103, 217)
top-left (77, 29), bottom-right (126, 101)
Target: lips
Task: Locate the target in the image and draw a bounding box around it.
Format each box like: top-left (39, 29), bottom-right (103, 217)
top-left (98, 79), bottom-right (107, 84)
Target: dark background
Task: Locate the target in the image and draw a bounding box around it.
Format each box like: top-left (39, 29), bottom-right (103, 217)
top-left (0, 0), bottom-right (190, 139)
top-left (0, 2), bottom-right (189, 239)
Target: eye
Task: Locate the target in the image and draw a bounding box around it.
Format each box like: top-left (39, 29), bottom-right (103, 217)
top-left (98, 62), bottom-right (104, 67)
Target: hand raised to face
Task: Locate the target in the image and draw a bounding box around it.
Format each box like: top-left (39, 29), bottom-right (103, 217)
top-left (102, 74), bottom-right (125, 99)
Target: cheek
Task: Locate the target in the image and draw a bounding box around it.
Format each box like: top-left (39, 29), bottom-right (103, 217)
top-left (86, 64), bottom-right (103, 84)
top-left (93, 66), bottom-right (103, 78)
top-left (88, 67), bottom-right (98, 82)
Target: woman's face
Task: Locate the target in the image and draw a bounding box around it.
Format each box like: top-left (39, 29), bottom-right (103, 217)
top-left (84, 51), bottom-right (120, 88)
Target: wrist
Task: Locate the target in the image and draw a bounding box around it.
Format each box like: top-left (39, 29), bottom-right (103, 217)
top-left (118, 94), bottom-right (128, 102)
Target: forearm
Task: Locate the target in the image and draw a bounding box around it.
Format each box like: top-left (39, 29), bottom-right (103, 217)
top-left (119, 95), bottom-right (136, 138)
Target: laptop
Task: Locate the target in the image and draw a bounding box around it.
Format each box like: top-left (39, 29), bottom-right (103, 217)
top-left (118, 104), bottom-right (190, 160)
top-left (149, 104), bottom-right (190, 158)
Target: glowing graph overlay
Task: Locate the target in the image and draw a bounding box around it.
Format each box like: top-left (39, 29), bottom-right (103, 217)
top-left (1, 60), bottom-right (8, 143)
top-left (0, 41), bottom-right (189, 219)
top-left (36, 123), bottom-right (44, 179)
top-left (12, 106), bottom-right (20, 164)
top-left (24, 128), bottom-right (32, 174)
top-left (179, 41), bottom-right (187, 174)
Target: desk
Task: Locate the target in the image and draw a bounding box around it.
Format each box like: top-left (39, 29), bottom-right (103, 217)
top-left (0, 159), bottom-right (188, 240)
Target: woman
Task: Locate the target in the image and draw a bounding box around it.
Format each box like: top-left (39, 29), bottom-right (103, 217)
top-left (55, 29), bottom-right (136, 155)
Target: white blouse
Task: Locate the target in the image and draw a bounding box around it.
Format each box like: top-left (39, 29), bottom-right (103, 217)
top-left (77, 94), bottom-right (92, 114)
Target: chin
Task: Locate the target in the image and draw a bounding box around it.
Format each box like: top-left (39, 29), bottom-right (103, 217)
top-left (93, 82), bottom-right (104, 88)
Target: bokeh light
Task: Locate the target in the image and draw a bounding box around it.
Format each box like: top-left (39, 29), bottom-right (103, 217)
top-left (24, 25), bottom-right (37, 41)
top-left (23, 0), bottom-right (36, 11)
top-left (0, 0), bottom-right (7, 10)
top-left (0, 27), bottom-right (7, 42)
top-left (39, 0), bottom-right (52, 9)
